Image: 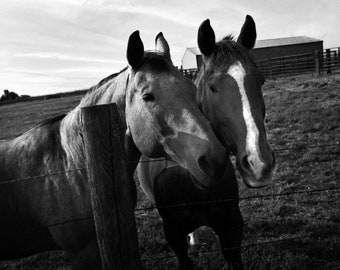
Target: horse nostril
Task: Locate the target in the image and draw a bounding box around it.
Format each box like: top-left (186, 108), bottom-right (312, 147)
top-left (197, 155), bottom-right (215, 177)
top-left (241, 155), bottom-right (251, 170)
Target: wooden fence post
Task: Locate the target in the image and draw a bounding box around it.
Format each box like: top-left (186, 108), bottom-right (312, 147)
top-left (314, 50), bottom-right (321, 75)
top-left (269, 58), bottom-right (273, 79)
top-left (325, 49), bottom-right (331, 74)
top-left (81, 103), bottom-right (142, 270)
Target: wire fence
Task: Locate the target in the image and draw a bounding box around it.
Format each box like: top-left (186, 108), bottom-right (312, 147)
top-left (142, 234), bottom-right (321, 263)
top-left (134, 187), bottom-right (340, 212)
top-left (0, 142), bottom-right (338, 186)
top-left (2, 186), bottom-right (337, 238)
top-left (0, 138), bottom-right (338, 266)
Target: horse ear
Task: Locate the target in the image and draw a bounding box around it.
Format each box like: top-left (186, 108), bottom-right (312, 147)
top-left (155, 32), bottom-right (171, 59)
top-left (197, 19), bottom-right (216, 56)
top-left (237, 15), bottom-right (257, 50)
top-left (127, 30), bottom-right (144, 68)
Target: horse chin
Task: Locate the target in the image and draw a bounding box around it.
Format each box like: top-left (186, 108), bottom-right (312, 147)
top-left (189, 174), bottom-right (210, 190)
top-left (188, 164), bottom-right (229, 190)
top-left (240, 172), bottom-right (273, 189)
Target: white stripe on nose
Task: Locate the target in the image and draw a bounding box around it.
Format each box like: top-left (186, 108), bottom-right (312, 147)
top-left (227, 61), bottom-right (264, 178)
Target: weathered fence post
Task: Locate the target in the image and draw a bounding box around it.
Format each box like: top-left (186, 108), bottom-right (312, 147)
top-left (314, 50), bottom-right (321, 75)
top-left (326, 49), bottom-right (331, 74)
top-left (269, 58), bottom-right (273, 79)
top-left (82, 103), bottom-right (142, 270)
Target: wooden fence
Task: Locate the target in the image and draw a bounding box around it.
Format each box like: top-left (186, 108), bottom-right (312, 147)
top-left (257, 47), bottom-right (340, 78)
top-left (179, 47), bottom-right (340, 79)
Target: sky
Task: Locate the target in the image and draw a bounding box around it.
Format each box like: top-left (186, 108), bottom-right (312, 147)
top-left (0, 0), bottom-right (339, 96)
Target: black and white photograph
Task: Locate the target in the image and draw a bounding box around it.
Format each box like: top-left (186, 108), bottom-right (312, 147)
top-left (0, 1), bottom-right (339, 269)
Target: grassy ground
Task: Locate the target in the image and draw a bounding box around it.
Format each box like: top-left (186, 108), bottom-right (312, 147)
top-left (0, 73), bottom-right (339, 269)
top-left (0, 95), bottom-right (82, 140)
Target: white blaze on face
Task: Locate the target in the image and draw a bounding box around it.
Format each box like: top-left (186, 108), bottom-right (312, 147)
top-left (227, 61), bottom-right (264, 179)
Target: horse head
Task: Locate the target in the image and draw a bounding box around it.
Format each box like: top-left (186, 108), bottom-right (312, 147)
top-left (125, 31), bottom-right (227, 188)
top-left (196, 15), bottom-right (275, 188)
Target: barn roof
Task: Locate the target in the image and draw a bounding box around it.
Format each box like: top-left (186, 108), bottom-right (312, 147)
top-left (254, 36), bottom-right (323, 49)
top-left (186, 47), bottom-right (201, 55)
top-left (184, 36), bottom-right (323, 56)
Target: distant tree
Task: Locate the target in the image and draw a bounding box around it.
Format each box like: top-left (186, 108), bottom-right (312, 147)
top-left (0, 89), bottom-right (19, 101)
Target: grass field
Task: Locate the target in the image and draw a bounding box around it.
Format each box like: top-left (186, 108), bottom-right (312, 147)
top-left (0, 73), bottom-right (339, 270)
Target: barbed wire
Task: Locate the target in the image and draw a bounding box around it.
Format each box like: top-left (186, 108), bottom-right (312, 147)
top-left (0, 167), bottom-right (86, 186)
top-left (134, 187), bottom-right (340, 212)
top-left (1, 186), bottom-right (338, 239)
top-left (135, 142), bottom-right (340, 164)
top-left (0, 155), bottom-right (337, 189)
top-left (0, 215), bottom-right (94, 238)
top-left (0, 141), bottom-right (338, 184)
top-left (273, 143), bottom-right (339, 151)
top-left (142, 234), bottom-right (322, 262)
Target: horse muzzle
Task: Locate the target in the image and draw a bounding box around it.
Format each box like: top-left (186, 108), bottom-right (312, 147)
top-left (237, 152), bottom-right (276, 188)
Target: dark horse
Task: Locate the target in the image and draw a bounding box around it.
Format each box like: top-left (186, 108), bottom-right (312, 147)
top-left (0, 31), bottom-right (228, 269)
top-left (138, 15), bottom-right (276, 269)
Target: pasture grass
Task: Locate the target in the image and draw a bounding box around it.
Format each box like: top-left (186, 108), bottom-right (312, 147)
top-left (0, 73), bottom-right (339, 269)
top-left (0, 95), bottom-right (82, 140)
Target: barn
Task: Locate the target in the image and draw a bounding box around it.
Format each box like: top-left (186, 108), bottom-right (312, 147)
top-left (181, 47), bottom-right (203, 70)
top-left (181, 36), bottom-right (323, 69)
top-left (252, 36), bottom-right (323, 61)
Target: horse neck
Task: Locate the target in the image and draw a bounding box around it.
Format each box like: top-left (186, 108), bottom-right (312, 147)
top-left (59, 68), bottom-right (130, 168)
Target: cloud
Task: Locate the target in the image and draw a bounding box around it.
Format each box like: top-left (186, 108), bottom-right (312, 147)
top-left (15, 52), bottom-right (126, 65)
top-left (0, 0), bottom-right (339, 96)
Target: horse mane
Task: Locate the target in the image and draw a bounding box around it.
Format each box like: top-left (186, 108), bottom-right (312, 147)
top-left (19, 114), bottom-right (67, 137)
top-left (59, 66), bottom-right (131, 169)
top-left (96, 66), bottom-right (128, 88)
top-left (32, 114), bottom-right (67, 129)
top-left (222, 34), bottom-right (235, 41)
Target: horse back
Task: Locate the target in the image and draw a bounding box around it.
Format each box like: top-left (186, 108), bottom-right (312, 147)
top-left (0, 116), bottom-right (66, 182)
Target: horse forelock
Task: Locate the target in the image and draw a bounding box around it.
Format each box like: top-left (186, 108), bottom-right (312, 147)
top-left (205, 36), bottom-right (258, 71)
top-left (133, 51), bottom-right (173, 72)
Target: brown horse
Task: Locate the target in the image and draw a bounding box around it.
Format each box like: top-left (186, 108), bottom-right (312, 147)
top-left (0, 31), bottom-right (227, 269)
top-left (138, 15), bottom-right (276, 269)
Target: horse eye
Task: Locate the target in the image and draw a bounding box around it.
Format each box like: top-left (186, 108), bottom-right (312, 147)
top-left (209, 84), bottom-right (218, 93)
top-left (142, 93), bottom-right (155, 102)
